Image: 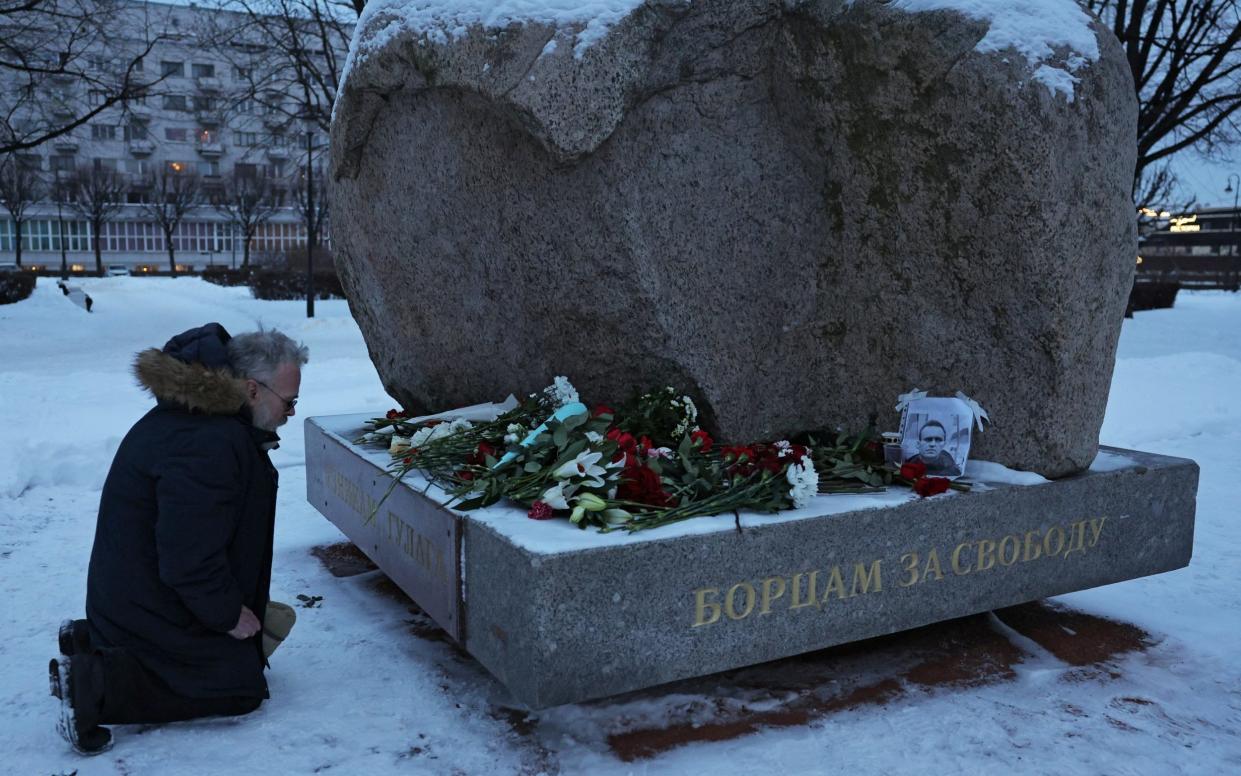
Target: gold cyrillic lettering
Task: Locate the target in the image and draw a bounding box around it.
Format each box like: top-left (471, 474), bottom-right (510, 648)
top-left (900, 552), bottom-right (920, 587)
top-left (791, 571), bottom-right (820, 610)
top-left (1089, 517), bottom-right (1107, 546)
top-left (1044, 526), bottom-right (1065, 558)
top-left (922, 548), bottom-right (944, 581)
top-left (952, 542), bottom-right (973, 575)
top-left (823, 565), bottom-right (850, 601)
top-left (693, 587), bottom-right (721, 627)
top-left (760, 576), bottom-right (786, 615)
top-left (725, 582), bottom-right (756, 620)
top-left (999, 535), bottom-right (1020, 566)
top-left (1023, 530), bottom-right (1043, 562)
top-left (852, 560), bottom-right (883, 596)
top-left (976, 538), bottom-right (997, 572)
top-left (1063, 521), bottom-right (1088, 559)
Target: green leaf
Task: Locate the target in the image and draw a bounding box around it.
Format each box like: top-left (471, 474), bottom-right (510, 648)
top-left (552, 425), bottom-right (568, 448)
top-left (524, 460), bottom-right (544, 473)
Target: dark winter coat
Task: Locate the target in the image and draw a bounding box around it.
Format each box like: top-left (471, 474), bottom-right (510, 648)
top-left (86, 323), bottom-right (280, 700)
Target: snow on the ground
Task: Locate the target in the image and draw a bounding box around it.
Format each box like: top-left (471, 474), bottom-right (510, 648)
top-left (1, 279), bottom-right (1240, 773)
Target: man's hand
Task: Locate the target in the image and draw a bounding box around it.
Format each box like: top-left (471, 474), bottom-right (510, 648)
top-left (228, 605), bottom-right (260, 639)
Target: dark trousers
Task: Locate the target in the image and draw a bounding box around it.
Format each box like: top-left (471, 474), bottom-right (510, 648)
top-left (72, 648), bottom-right (261, 727)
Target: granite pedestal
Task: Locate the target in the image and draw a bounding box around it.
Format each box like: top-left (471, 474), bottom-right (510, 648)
top-left (305, 414), bottom-right (1197, 709)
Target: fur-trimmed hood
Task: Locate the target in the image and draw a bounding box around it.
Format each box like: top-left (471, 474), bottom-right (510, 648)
top-left (133, 347), bottom-right (248, 415)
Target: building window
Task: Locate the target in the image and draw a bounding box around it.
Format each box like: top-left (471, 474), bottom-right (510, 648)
top-left (163, 95), bottom-right (187, 111)
top-left (134, 55), bottom-right (144, 72)
top-left (193, 95), bottom-right (216, 112)
top-left (124, 123), bottom-right (148, 141)
top-left (167, 161), bottom-right (192, 174)
top-left (235, 162), bottom-right (257, 179)
top-left (0, 219), bottom-right (13, 252)
top-left (16, 154), bottom-right (42, 171)
top-left (266, 161), bottom-right (285, 178)
top-left (92, 158), bottom-right (118, 172)
top-left (234, 65), bottom-right (250, 79)
top-left (235, 131), bottom-right (258, 147)
top-left (197, 128), bottom-right (219, 144)
top-left (124, 159), bottom-right (151, 175)
top-left (192, 63), bottom-right (215, 78)
top-left (165, 127), bottom-right (188, 142)
top-left (197, 161), bottom-right (220, 176)
top-left (88, 90), bottom-right (107, 106)
top-left (161, 60), bottom-right (184, 77)
top-left (91, 124), bottom-right (117, 141)
top-left (50, 155), bottom-right (76, 172)
top-left (235, 98), bottom-right (255, 114)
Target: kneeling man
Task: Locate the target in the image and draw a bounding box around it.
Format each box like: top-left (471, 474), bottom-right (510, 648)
top-left (51, 323), bottom-right (307, 754)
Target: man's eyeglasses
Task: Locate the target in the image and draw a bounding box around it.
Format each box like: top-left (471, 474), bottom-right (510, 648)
top-left (255, 380), bottom-right (298, 411)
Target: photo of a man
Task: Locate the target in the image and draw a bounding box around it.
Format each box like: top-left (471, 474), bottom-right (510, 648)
top-left (897, 396), bottom-right (973, 480)
top-left (905, 420), bottom-right (961, 477)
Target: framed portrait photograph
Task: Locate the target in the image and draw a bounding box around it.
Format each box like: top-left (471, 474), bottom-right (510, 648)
top-left (897, 396), bottom-right (973, 479)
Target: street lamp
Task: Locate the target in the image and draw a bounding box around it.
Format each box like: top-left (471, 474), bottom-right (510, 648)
top-left (1226, 173), bottom-right (1240, 258)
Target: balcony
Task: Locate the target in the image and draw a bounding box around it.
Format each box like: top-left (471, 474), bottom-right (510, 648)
top-left (127, 103), bottom-right (152, 119)
top-left (51, 103), bottom-right (76, 119)
top-left (196, 76), bottom-right (222, 92)
top-left (196, 109), bottom-right (222, 125)
top-left (196, 141), bottom-right (224, 156)
top-left (265, 146), bottom-right (290, 160)
top-left (262, 113), bottom-right (287, 129)
top-left (128, 139), bottom-right (155, 155)
top-left (53, 138), bottom-right (79, 152)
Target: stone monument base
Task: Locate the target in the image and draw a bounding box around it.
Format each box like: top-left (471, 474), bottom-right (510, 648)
top-left (305, 414), bottom-right (1197, 709)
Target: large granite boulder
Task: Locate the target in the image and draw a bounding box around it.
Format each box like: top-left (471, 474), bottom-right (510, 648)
top-left (330, 0), bottom-right (1137, 478)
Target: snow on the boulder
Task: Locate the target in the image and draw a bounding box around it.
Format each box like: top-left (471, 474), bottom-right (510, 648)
top-left (337, 0), bottom-right (1102, 115)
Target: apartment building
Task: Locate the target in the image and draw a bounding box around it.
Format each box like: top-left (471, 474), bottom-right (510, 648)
top-left (0, 0), bottom-right (346, 272)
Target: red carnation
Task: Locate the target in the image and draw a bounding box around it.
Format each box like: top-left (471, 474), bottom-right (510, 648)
top-left (913, 477), bottom-right (951, 497)
top-left (690, 430), bottom-right (714, 452)
top-left (900, 460), bottom-right (927, 481)
top-left (528, 501), bottom-right (555, 520)
top-left (617, 463), bottom-right (674, 508)
top-left (386, 409), bottom-right (405, 420)
top-left (592, 404), bottom-right (615, 417)
top-left (467, 441), bottom-right (499, 466)
top-left (402, 456), bottom-right (412, 465)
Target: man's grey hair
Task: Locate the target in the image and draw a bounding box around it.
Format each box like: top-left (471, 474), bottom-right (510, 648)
top-left (228, 329), bottom-right (309, 382)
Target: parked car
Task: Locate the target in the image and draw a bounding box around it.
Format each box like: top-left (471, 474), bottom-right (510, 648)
top-left (106, 264), bottom-right (130, 277)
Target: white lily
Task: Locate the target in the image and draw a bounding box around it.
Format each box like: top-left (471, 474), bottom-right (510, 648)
top-left (540, 482), bottom-right (571, 510)
top-left (553, 450), bottom-right (607, 487)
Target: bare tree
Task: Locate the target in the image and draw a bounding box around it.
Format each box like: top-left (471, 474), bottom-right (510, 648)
top-left (141, 165), bottom-right (201, 277)
top-left (0, 153), bottom-right (44, 267)
top-left (211, 171), bottom-right (277, 268)
top-left (71, 164), bottom-right (125, 275)
top-left (1085, 1), bottom-right (1241, 208)
top-left (49, 167), bottom-right (76, 278)
top-left (208, 0), bottom-right (358, 134)
top-left (0, 0), bottom-right (169, 155)
top-left (291, 158), bottom-right (327, 253)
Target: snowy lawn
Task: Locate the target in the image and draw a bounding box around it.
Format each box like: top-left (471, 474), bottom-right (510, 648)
top-left (0, 278), bottom-right (1238, 774)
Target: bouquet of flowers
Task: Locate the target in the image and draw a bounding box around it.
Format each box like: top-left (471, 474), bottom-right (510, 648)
top-left (360, 377), bottom-right (949, 533)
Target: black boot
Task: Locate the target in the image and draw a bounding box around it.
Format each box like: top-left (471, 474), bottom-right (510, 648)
top-left (48, 657), bottom-right (113, 755)
top-left (57, 619), bottom-right (91, 656)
